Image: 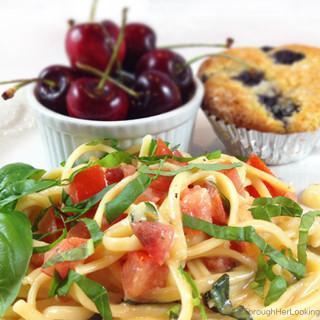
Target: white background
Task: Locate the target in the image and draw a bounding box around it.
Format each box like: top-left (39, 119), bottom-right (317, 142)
top-left (0, 0), bottom-right (319, 201)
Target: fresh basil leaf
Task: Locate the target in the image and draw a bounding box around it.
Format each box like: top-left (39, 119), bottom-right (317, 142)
top-left (80, 218), bottom-right (104, 247)
top-left (166, 305), bottom-right (180, 320)
top-left (94, 151), bottom-right (132, 168)
top-left (203, 274), bottom-right (252, 320)
top-left (208, 181), bottom-right (230, 213)
top-left (139, 162), bottom-right (242, 177)
top-left (148, 138), bottom-right (158, 156)
top-left (33, 228), bottom-right (67, 254)
top-left (249, 196), bottom-right (303, 221)
top-left (250, 255), bottom-right (268, 298)
top-left (182, 214), bottom-right (306, 280)
top-left (105, 173), bottom-right (153, 224)
top-left (298, 210), bottom-right (320, 265)
top-left (0, 163), bottom-right (46, 191)
top-left (264, 276), bottom-right (287, 306)
top-left (62, 185), bottom-right (115, 221)
top-left (50, 269), bottom-right (112, 319)
top-left (86, 137), bottom-right (122, 151)
top-left (42, 239), bottom-right (95, 268)
top-left (0, 179), bottom-right (59, 209)
top-left (178, 266), bottom-right (207, 320)
top-left (0, 210), bottom-right (33, 316)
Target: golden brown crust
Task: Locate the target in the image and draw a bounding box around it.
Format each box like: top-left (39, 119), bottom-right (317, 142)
top-left (198, 45), bottom-right (320, 133)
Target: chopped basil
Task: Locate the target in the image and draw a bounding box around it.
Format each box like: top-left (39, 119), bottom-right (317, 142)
top-left (249, 196), bottom-right (303, 222)
top-left (42, 239), bottom-right (95, 269)
top-left (80, 218), bottom-right (104, 247)
top-left (33, 229), bottom-right (67, 254)
top-left (139, 162), bottom-right (242, 177)
top-left (208, 181), bottom-right (230, 213)
top-left (166, 305), bottom-right (180, 320)
top-left (62, 184), bottom-right (115, 221)
top-left (86, 137), bottom-right (122, 151)
top-left (203, 274), bottom-right (252, 320)
top-left (178, 266), bottom-right (207, 320)
top-left (94, 151), bottom-right (132, 168)
top-left (298, 210), bottom-right (320, 265)
top-left (49, 269), bottom-right (112, 319)
top-left (182, 214), bottom-right (306, 280)
top-left (0, 210), bottom-right (33, 316)
top-left (105, 173), bottom-right (153, 224)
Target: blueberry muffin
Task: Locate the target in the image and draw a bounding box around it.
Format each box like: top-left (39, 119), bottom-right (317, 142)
top-left (198, 45), bottom-right (320, 133)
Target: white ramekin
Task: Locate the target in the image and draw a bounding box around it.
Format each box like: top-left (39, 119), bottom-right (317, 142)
top-left (26, 77), bottom-right (204, 168)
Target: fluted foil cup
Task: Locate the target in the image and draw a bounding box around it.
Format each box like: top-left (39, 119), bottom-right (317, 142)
top-left (206, 114), bottom-right (320, 165)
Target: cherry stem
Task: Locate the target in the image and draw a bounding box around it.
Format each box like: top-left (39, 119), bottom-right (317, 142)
top-left (179, 53), bottom-right (252, 72)
top-left (76, 62), bottom-right (140, 98)
top-left (0, 78), bottom-right (56, 100)
top-left (159, 37), bottom-right (234, 50)
top-left (97, 7), bottom-right (128, 91)
top-left (89, 0), bottom-right (98, 23)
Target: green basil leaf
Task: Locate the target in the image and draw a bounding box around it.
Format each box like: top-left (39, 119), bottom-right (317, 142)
top-left (178, 266), bottom-right (207, 320)
top-left (298, 210), bottom-right (320, 265)
top-left (264, 276), bottom-right (287, 306)
top-left (250, 255), bottom-right (268, 298)
top-left (94, 151), bottom-right (132, 168)
top-left (148, 138), bottom-right (158, 156)
top-left (208, 181), bottom-right (230, 213)
top-left (166, 304), bottom-right (180, 320)
top-left (42, 239), bottom-right (95, 268)
top-left (138, 162), bottom-right (242, 177)
top-left (0, 210), bottom-right (33, 316)
top-left (51, 269), bottom-right (112, 319)
top-left (0, 163), bottom-right (46, 191)
top-left (33, 228), bottom-right (67, 254)
top-left (63, 185), bottom-right (115, 222)
top-left (182, 214), bottom-right (306, 280)
top-left (203, 274), bottom-right (252, 320)
top-left (86, 137), bottom-right (122, 151)
top-left (249, 196), bottom-right (303, 221)
top-left (136, 150), bottom-right (221, 166)
top-left (105, 173), bottom-right (153, 224)
top-left (0, 179), bottom-right (59, 209)
top-left (80, 218), bottom-right (104, 247)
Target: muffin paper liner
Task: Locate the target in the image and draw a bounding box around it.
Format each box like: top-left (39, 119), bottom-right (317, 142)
top-left (206, 113), bottom-right (320, 165)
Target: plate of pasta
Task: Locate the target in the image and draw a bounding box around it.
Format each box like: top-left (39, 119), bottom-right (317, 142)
top-left (1, 134), bottom-right (320, 320)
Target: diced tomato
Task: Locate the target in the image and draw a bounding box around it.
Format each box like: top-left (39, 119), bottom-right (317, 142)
top-left (181, 184), bottom-right (228, 235)
top-left (65, 165), bottom-right (107, 204)
top-left (221, 168), bottom-right (245, 197)
top-left (202, 256), bottom-right (236, 273)
top-left (246, 155), bottom-right (297, 200)
top-left (105, 167), bottom-right (124, 185)
top-left (42, 237), bottom-right (88, 279)
top-left (181, 186), bottom-right (213, 224)
top-left (131, 221), bottom-right (174, 265)
top-left (246, 154), bottom-right (274, 176)
top-left (154, 138), bottom-right (188, 166)
top-left (38, 207), bottom-right (65, 244)
top-left (122, 164), bottom-right (137, 177)
top-left (205, 183), bottom-right (228, 226)
top-left (67, 221), bottom-right (91, 239)
top-left (230, 241), bottom-right (260, 260)
top-left (120, 250), bottom-right (169, 298)
top-left (137, 175), bottom-right (174, 205)
top-left (135, 188), bottom-right (162, 205)
top-left (101, 212), bottom-right (128, 232)
top-left (30, 253), bottom-right (45, 269)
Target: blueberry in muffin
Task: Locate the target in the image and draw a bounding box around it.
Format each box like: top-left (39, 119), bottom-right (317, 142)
top-left (198, 45), bottom-right (320, 133)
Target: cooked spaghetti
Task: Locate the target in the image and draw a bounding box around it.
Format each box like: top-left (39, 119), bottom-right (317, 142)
top-left (1, 135), bottom-right (320, 320)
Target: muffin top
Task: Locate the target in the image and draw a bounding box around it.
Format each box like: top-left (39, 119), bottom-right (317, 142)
top-left (198, 45), bottom-right (320, 133)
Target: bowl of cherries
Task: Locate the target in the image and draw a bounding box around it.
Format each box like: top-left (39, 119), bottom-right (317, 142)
top-left (5, 8), bottom-right (208, 168)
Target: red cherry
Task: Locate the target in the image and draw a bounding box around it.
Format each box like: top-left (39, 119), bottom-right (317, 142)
top-left (136, 49), bottom-right (195, 102)
top-left (66, 78), bottom-right (129, 121)
top-left (34, 65), bottom-right (78, 115)
top-left (128, 69), bottom-right (181, 119)
top-left (123, 23), bottom-right (156, 72)
top-left (65, 22), bottom-right (125, 72)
